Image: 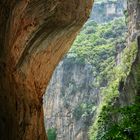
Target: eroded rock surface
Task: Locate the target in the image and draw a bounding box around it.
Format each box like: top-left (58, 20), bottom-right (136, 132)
top-left (0, 1), bottom-right (92, 140)
top-left (118, 0), bottom-right (140, 105)
top-left (44, 61), bottom-right (99, 140)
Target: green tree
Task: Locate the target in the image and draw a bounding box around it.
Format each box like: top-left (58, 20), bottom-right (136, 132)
top-left (47, 128), bottom-right (57, 140)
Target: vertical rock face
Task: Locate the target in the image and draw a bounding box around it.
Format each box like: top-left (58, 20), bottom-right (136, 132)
top-left (44, 61), bottom-right (99, 140)
top-left (117, 0), bottom-right (140, 105)
top-left (0, 1), bottom-right (92, 140)
top-left (90, 0), bottom-right (126, 23)
top-left (119, 0), bottom-right (140, 104)
top-left (127, 0), bottom-right (140, 42)
top-left (44, 0), bottom-right (140, 139)
top-left (43, 1), bottom-right (126, 140)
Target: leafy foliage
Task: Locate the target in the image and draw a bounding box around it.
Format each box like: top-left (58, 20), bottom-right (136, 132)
top-left (73, 103), bottom-right (96, 122)
top-left (89, 41), bottom-right (138, 140)
top-left (66, 17), bottom-right (128, 137)
top-left (67, 16), bottom-right (139, 140)
top-left (95, 97), bottom-right (140, 140)
top-left (47, 128), bottom-right (57, 140)
top-left (68, 17), bottom-right (127, 89)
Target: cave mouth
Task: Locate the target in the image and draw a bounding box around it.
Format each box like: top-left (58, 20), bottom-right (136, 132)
top-left (0, 0), bottom-right (94, 140)
top-left (43, 0), bottom-right (127, 140)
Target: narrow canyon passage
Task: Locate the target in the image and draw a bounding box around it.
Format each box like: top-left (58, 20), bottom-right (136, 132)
top-left (43, 0), bottom-right (127, 139)
top-left (0, 0), bottom-right (140, 140)
top-left (43, 0), bottom-right (140, 140)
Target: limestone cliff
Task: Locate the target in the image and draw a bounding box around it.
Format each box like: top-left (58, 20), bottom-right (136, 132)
top-left (119, 0), bottom-right (140, 105)
top-left (0, 1), bottom-right (92, 140)
top-left (88, 0), bottom-right (140, 139)
top-left (111, 0), bottom-right (140, 109)
top-left (90, 0), bottom-right (127, 23)
top-left (44, 60), bottom-right (99, 140)
top-left (43, 1), bottom-right (127, 140)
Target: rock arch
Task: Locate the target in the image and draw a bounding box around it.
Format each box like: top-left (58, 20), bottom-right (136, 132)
top-left (0, 0), bottom-right (92, 140)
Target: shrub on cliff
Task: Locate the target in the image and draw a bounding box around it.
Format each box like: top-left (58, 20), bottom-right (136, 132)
top-left (47, 128), bottom-right (57, 140)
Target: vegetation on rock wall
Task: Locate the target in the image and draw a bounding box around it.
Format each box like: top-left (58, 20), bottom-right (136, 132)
top-left (68, 17), bottom-right (126, 89)
top-left (73, 103), bottom-right (96, 122)
top-left (89, 41), bottom-right (139, 139)
top-left (64, 17), bottom-right (127, 125)
top-left (98, 98), bottom-right (140, 140)
top-left (44, 1), bottom-right (140, 139)
top-left (68, 11), bottom-right (140, 139)
top-left (47, 128), bottom-right (57, 140)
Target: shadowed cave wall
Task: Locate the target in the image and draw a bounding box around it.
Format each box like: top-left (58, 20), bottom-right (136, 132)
top-left (0, 0), bottom-right (139, 140)
top-left (0, 0), bottom-right (93, 140)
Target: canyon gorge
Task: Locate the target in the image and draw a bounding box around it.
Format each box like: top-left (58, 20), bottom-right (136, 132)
top-left (0, 0), bottom-right (140, 140)
top-left (43, 0), bottom-right (127, 140)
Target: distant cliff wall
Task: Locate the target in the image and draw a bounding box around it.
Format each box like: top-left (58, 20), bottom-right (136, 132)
top-left (44, 60), bottom-right (99, 140)
top-left (90, 0), bottom-right (127, 23)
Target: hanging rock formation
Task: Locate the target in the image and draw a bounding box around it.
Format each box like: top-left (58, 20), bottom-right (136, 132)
top-left (44, 0), bottom-right (140, 139)
top-left (0, 0), bottom-right (93, 140)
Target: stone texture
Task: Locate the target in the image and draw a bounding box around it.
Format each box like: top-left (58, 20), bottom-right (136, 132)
top-left (90, 0), bottom-right (126, 23)
top-left (127, 0), bottom-right (140, 43)
top-left (118, 0), bottom-right (140, 105)
top-left (43, 1), bottom-right (127, 139)
top-left (0, 0), bottom-right (93, 140)
top-left (107, 0), bottom-right (140, 110)
top-left (44, 61), bottom-right (99, 140)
